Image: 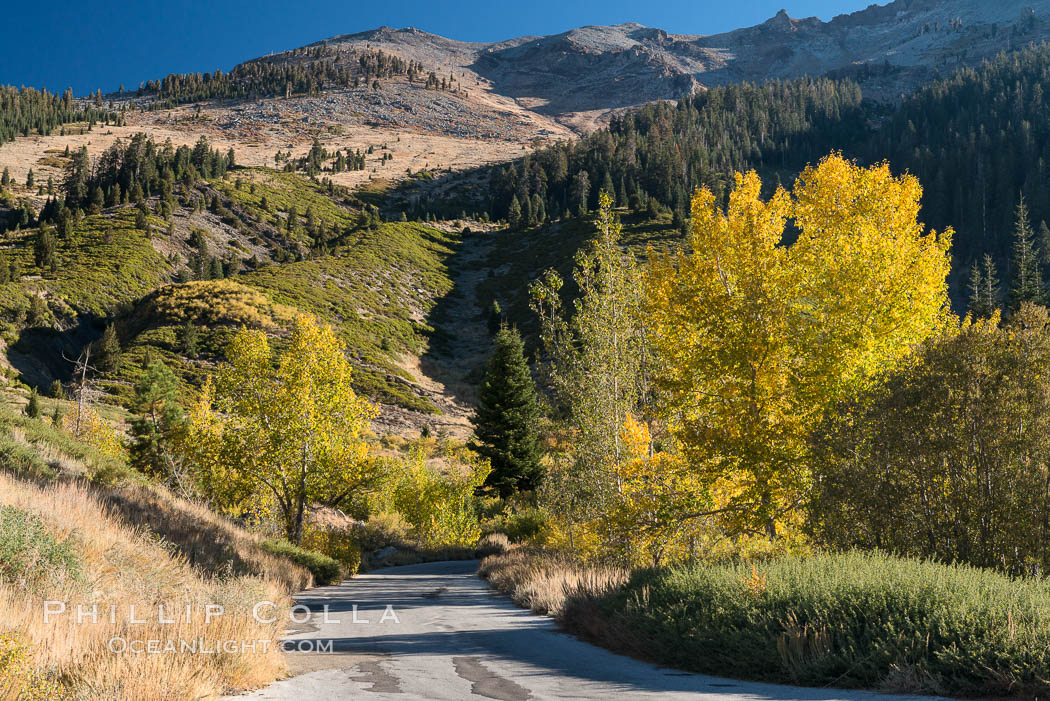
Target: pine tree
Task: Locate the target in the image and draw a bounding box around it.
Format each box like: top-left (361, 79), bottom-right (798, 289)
top-left (94, 324), bottom-right (122, 373)
top-left (181, 320), bottom-right (198, 358)
top-left (531, 193), bottom-right (545, 227)
top-left (471, 327), bottom-right (543, 497)
top-left (507, 196), bottom-right (522, 230)
top-left (208, 257), bottom-right (224, 280)
top-left (34, 224), bottom-right (57, 273)
top-left (967, 254), bottom-right (1001, 318)
top-left (129, 359), bottom-right (185, 481)
top-left (25, 387), bottom-right (41, 418)
top-left (1008, 195), bottom-right (1047, 311)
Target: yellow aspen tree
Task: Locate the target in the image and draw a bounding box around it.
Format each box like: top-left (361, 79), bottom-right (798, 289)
top-left (181, 314), bottom-right (378, 544)
top-left (647, 154), bottom-right (952, 539)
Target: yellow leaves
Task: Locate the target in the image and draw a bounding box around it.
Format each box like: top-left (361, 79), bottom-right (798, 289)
top-left (743, 565), bottom-right (767, 598)
top-left (647, 153), bottom-right (954, 538)
top-left (180, 313), bottom-right (379, 540)
top-left (388, 450), bottom-right (490, 548)
top-left (148, 279), bottom-right (295, 329)
top-left (61, 405), bottom-right (124, 461)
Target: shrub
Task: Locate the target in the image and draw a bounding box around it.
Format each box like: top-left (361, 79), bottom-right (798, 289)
top-left (300, 525), bottom-right (361, 578)
top-left (811, 307), bottom-right (1050, 575)
top-left (354, 511), bottom-right (412, 551)
top-left (261, 539), bottom-right (341, 586)
top-left (0, 505), bottom-right (81, 591)
top-left (388, 453), bottom-right (489, 548)
top-left (0, 633), bottom-right (70, 700)
top-left (482, 503), bottom-right (548, 544)
top-left (566, 550), bottom-right (1050, 698)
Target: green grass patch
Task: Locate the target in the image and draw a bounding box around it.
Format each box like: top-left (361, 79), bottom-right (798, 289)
top-left (566, 551), bottom-right (1050, 698)
top-left (0, 504), bottom-right (81, 592)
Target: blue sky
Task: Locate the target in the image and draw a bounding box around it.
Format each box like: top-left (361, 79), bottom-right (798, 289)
top-left (1, 1), bottom-right (879, 96)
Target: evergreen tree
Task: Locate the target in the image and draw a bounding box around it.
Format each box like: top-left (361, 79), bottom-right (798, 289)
top-left (208, 257), bottom-right (224, 280)
top-left (24, 387), bottom-right (40, 419)
top-left (129, 359), bottom-right (185, 481)
top-left (507, 196), bottom-right (522, 230)
top-left (1008, 195), bottom-right (1047, 311)
top-left (94, 324), bottom-right (122, 373)
top-left (49, 379), bottom-right (64, 399)
top-left (967, 254), bottom-right (1001, 318)
top-left (530, 193), bottom-right (545, 227)
top-left (34, 224), bottom-right (57, 273)
top-left (181, 320), bottom-right (198, 358)
top-left (471, 327), bottom-right (543, 497)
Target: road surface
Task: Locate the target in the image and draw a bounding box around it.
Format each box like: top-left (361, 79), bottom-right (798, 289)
top-left (228, 560), bottom-right (944, 701)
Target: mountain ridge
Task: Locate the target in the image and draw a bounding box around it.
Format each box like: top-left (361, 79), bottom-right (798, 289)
top-left (293, 0), bottom-right (1050, 122)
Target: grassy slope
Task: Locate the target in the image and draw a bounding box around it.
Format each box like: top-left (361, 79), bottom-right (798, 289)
top-left (0, 167), bottom-right (459, 414)
top-left (0, 400), bottom-right (311, 699)
top-left (475, 210), bottom-right (681, 337)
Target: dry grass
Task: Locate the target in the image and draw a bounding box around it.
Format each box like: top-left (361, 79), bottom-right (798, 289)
top-left (478, 547), bottom-right (628, 617)
top-left (477, 532), bottom-right (510, 554)
top-left (98, 483), bottom-right (312, 593)
top-left (0, 471), bottom-right (299, 700)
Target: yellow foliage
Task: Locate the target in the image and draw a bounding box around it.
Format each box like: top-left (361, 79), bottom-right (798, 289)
top-left (646, 154), bottom-right (953, 538)
top-left (387, 451), bottom-right (490, 548)
top-left (60, 405), bottom-right (124, 463)
top-left (180, 314), bottom-right (378, 543)
top-left (147, 279), bottom-right (295, 329)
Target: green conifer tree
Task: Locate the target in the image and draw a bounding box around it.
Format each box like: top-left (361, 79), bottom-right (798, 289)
top-left (1008, 195), bottom-right (1047, 311)
top-left (24, 387), bottom-right (41, 419)
top-left (507, 196), bottom-right (522, 230)
top-left (968, 254), bottom-right (1001, 318)
top-left (471, 327), bottom-right (543, 497)
top-left (129, 360), bottom-right (186, 481)
top-left (94, 324), bottom-right (122, 373)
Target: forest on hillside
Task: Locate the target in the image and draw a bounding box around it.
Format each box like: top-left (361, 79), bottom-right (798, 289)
top-left (414, 43), bottom-right (1050, 301)
top-left (0, 85), bottom-right (117, 145)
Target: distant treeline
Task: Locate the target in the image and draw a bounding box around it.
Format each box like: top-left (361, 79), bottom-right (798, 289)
top-left (0, 85), bottom-right (117, 146)
top-left (412, 42), bottom-right (1050, 284)
top-left (140, 46), bottom-right (424, 108)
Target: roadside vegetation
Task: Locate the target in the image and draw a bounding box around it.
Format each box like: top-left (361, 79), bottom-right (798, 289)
top-left (469, 154), bottom-right (1050, 698)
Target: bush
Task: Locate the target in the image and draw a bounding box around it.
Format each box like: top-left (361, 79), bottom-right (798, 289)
top-left (354, 512), bottom-right (412, 551)
top-left (811, 307), bottom-right (1050, 575)
top-left (261, 539), bottom-right (341, 586)
top-left (300, 525), bottom-right (361, 578)
top-left (566, 550), bottom-right (1050, 698)
top-left (0, 633), bottom-right (70, 700)
top-left (482, 503), bottom-right (547, 544)
top-left (0, 505), bottom-right (81, 591)
top-left (389, 453), bottom-right (488, 548)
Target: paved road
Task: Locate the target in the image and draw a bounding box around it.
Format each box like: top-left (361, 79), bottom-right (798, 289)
top-left (229, 560), bottom-right (943, 701)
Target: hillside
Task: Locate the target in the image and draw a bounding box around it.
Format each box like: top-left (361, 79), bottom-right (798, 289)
top-left (3, 1), bottom-right (1050, 434)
